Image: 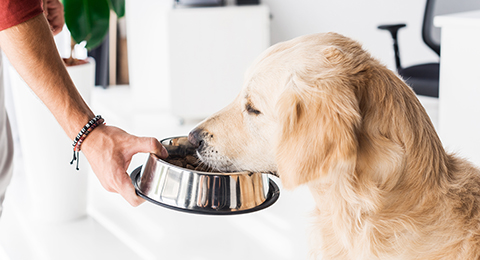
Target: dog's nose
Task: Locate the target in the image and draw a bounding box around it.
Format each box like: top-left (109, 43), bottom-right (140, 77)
top-left (188, 128), bottom-right (204, 148)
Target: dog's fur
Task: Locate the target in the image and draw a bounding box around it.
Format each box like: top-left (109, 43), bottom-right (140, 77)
top-left (188, 33), bottom-right (480, 259)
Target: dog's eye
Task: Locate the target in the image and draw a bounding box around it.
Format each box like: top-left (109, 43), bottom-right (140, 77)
top-left (246, 103), bottom-right (261, 115)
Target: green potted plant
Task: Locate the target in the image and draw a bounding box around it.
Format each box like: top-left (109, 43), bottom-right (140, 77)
top-left (60, 0), bottom-right (126, 100)
top-left (63, 0), bottom-right (125, 65)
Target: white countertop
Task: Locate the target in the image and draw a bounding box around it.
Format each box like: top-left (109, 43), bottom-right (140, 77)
top-left (0, 85), bottom-right (314, 260)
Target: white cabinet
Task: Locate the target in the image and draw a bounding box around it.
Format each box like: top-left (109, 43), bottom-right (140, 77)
top-left (126, 2), bottom-right (270, 120)
top-left (434, 10), bottom-right (480, 166)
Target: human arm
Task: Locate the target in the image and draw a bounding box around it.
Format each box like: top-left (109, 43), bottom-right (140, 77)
top-left (0, 13), bottom-right (167, 206)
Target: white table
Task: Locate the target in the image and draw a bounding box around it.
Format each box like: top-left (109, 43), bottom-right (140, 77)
top-left (434, 10), bottom-right (480, 166)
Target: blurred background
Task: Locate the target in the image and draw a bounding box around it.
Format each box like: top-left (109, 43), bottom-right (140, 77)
top-left (1, 0), bottom-right (478, 259)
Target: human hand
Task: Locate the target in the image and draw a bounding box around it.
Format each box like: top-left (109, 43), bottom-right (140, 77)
top-left (80, 124), bottom-right (168, 206)
top-left (43, 0), bottom-right (64, 35)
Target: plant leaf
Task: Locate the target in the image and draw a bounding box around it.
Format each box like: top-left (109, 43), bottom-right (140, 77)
top-left (109, 0), bottom-right (125, 18)
top-left (63, 0), bottom-right (110, 50)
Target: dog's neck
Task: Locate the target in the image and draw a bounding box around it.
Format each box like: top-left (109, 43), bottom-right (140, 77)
top-left (306, 128), bottom-right (451, 258)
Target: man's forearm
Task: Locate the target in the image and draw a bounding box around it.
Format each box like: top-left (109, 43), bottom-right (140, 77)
top-left (0, 13), bottom-right (94, 140)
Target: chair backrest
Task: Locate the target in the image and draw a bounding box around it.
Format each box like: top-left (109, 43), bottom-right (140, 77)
top-left (423, 0), bottom-right (480, 56)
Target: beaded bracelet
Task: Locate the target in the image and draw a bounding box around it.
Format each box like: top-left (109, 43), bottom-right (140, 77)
top-left (70, 115), bottom-right (105, 170)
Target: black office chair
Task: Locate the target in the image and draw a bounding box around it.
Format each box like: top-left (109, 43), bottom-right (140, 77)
top-left (378, 0), bottom-right (480, 98)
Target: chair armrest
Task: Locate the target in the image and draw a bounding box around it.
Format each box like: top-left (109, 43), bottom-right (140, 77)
top-left (377, 24), bottom-right (407, 70)
top-left (377, 24), bottom-right (406, 40)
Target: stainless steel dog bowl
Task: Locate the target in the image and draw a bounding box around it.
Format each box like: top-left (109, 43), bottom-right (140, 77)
top-left (130, 137), bottom-right (280, 215)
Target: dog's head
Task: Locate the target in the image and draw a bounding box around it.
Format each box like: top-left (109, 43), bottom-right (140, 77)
top-left (189, 32), bottom-right (433, 190)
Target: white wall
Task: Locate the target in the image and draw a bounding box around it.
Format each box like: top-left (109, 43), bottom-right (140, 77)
top-left (61, 1), bottom-right (439, 77)
top-left (262, 0), bottom-right (439, 70)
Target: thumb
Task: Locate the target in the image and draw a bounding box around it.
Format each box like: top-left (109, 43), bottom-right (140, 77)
top-left (134, 137), bottom-right (168, 159)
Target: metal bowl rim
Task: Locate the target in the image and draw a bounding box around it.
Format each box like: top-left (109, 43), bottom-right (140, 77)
top-left (130, 166), bottom-right (280, 215)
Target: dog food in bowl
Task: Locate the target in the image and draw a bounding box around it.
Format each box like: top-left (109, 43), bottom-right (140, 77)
top-left (163, 154), bottom-right (220, 172)
top-left (161, 136), bottom-right (221, 172)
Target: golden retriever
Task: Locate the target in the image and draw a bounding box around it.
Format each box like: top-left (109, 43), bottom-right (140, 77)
top-left (187, 32), bottom-right (480, 259)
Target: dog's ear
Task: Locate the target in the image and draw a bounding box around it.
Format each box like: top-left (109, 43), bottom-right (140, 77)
top-left (275, 70), bottom-right (361, 189)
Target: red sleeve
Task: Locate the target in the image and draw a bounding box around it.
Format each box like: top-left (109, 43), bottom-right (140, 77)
top-left (0, 0), bottom-right (44, 31)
